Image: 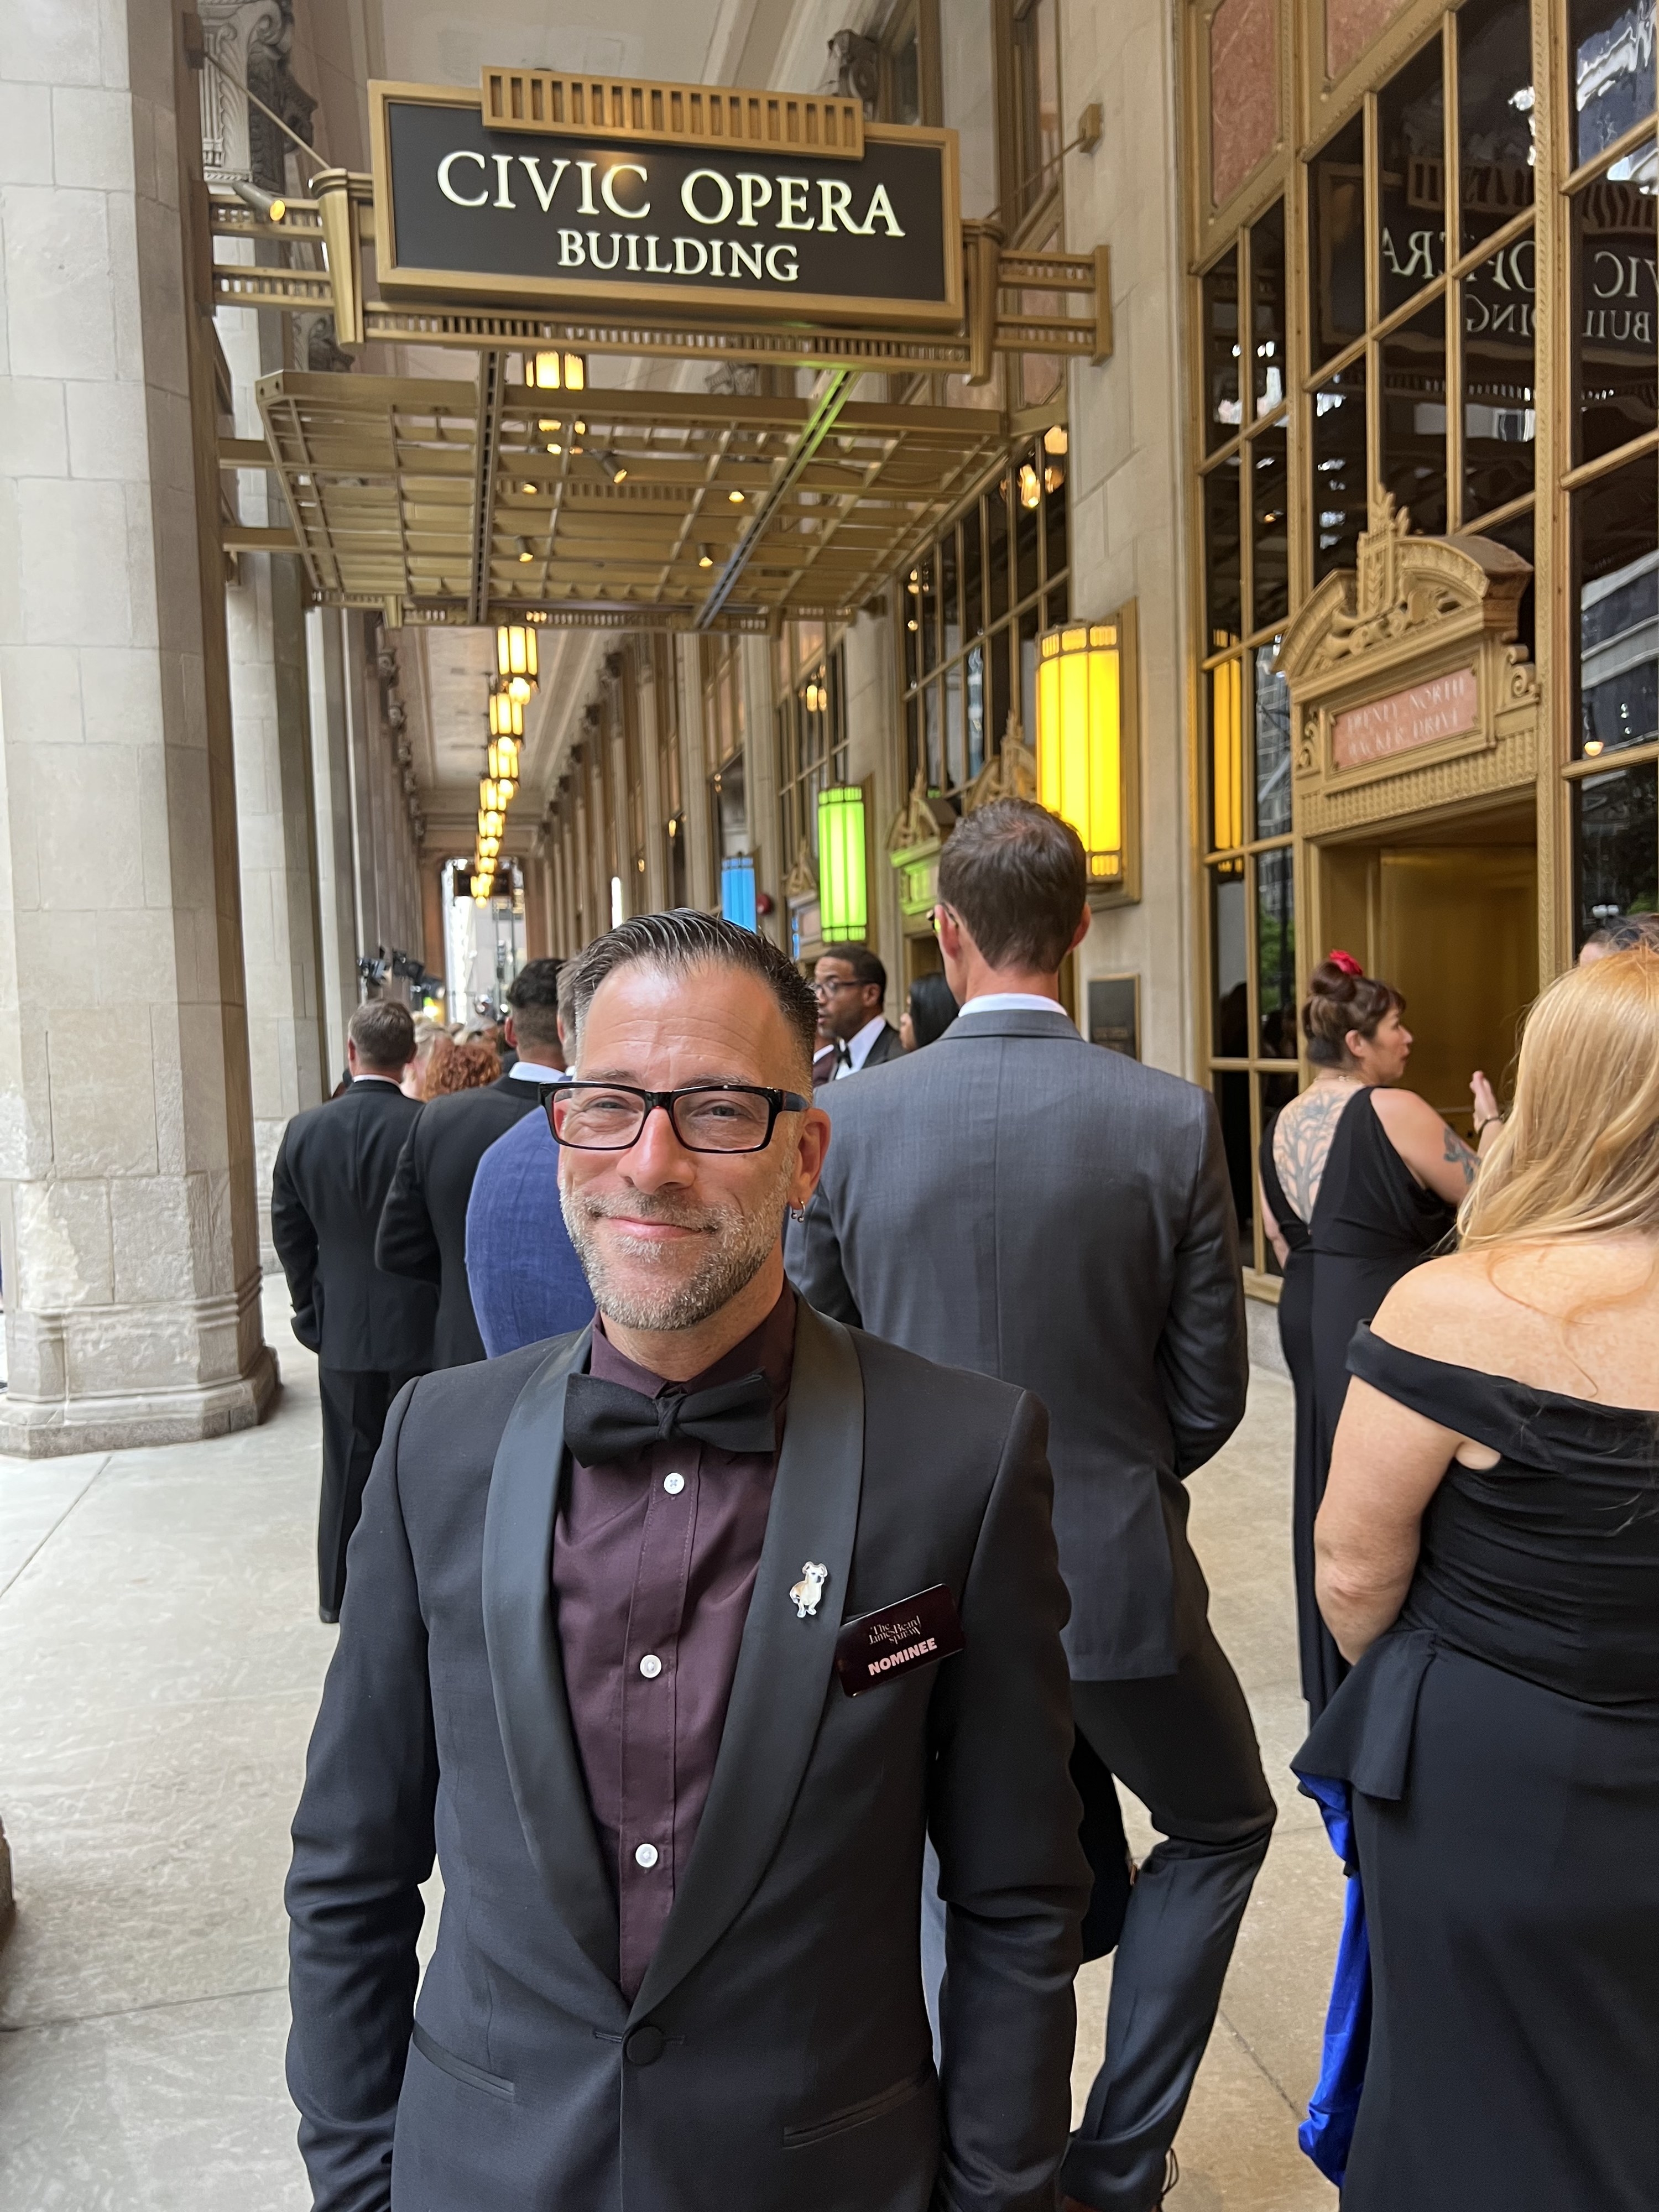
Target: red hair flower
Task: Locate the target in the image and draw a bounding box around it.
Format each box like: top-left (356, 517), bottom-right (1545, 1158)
top-left (1326, 949), bottom-right (1365, 978)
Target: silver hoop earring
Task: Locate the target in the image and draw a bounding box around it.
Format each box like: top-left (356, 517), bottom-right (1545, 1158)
top-left (789, 1203), bottom-right (807, 1224)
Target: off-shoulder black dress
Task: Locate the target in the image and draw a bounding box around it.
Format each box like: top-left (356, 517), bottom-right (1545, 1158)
top-left (1294, 1326), bottom-right (1659, 2211)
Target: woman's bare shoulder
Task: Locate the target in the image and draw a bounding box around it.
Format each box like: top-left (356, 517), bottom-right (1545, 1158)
top-left (1369, 1251), bottom-right (1510, 1359)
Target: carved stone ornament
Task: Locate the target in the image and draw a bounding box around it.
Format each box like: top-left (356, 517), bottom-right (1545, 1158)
top-left (1274, 492), bottom-right (1540, 820)
top-left (963, 714), bottom-right (1038, 813)
top-left (784, 838), bottom-right (819, 901)
top-left (197, 1), bottom-right (314, 189)
top-left (886, 770), bottom-right (958, 921)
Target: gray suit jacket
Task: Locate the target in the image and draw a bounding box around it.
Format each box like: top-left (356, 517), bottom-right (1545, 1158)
top-left (787, 1009), bottom-right (1248, 1679)
top-left (286, 1302), bottom-right (1087, 2212)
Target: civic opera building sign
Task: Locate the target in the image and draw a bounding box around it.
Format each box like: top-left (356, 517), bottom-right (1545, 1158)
top-left (370, 77), bottom-right (963, 331)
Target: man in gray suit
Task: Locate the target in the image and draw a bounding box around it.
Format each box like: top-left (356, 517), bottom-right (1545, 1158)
top-left (789, 799), bottom-right (1276, 2212)
top-left (286, 910), bottom-right (1089, 2212)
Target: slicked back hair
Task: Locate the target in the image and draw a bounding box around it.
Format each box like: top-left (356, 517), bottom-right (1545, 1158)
top-left (348, 998), bottom-right (415, 1072)
top-left (505, 955), bottom-right (564, 1055)
top-left (567, 911), bottom-right (818, 1079)
top-left (937, 797), bottom-right (1087, 973)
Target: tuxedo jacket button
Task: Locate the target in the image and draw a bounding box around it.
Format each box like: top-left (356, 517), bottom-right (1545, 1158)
top-left (624, 2023), bottom-right (666, 2067)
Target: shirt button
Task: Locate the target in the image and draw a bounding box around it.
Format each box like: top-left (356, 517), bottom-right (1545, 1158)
top-left (662, 1472), bottom-right (685, 1495)
top-left (639, 1653), bottom-right (663, 1679)
top-left (634, 1842), bottom-right (659, 1870)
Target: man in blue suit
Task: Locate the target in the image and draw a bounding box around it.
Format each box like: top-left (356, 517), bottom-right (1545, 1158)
top-left (465, 1099), bottom-right (594, 1354)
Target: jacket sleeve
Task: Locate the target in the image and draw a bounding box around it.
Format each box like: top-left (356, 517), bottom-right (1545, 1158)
top-left (374, 1119), bottom-right (441, 1286)
top-left (784, 1166), bottom-right (862, 1327)
top-left (270, 1128), bottom-right (320, 1352)
top-left (286, 1380), bottom-right (437, 2212)
top-left (1154, 1089), bottom-right (1249, 1478)
top-left (928, 1392), bottom-right (1089, 2212)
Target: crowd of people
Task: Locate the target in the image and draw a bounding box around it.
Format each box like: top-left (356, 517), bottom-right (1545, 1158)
top-left (268, 796), bottom-right (1659, 2212)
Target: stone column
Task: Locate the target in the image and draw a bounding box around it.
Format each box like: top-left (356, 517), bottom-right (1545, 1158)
top-left (0, 0), bottom-right (276, 1452)
top-left (676, 635), bottom-right (716, 910)
top-left (740, 634), bottom-right (781, 945)
top-left (305, 604), bottom-right (358, 1083)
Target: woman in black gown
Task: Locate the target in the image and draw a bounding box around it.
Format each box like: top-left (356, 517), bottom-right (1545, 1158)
top-left (1295, 948), bottom-right (1659, 2209)
top-left (1259, 954), bottom-right (1501, 1716)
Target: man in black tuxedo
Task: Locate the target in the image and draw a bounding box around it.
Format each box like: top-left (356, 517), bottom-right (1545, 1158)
top-left (810, 942), bottom-right (906, 1082)
top-left (271, 1001), bottom-right (437, 1621)
top-left (287, 911), bottom-right (1088, 2212)
top-left (375, 958), bottom-right (565, 1366)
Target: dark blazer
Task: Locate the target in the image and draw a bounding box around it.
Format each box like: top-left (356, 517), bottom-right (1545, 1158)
top-left (286, 1303), bottom-right (1087, 2212)
top-left (270, 1079), bottom-right (436, 1374)
top-left (786, 1008), bottom-right (1248, 1679)
top-left (375, 1073), bottom-right (542, 1367)
top-left (860, 1020), bottom-right (906, 1068)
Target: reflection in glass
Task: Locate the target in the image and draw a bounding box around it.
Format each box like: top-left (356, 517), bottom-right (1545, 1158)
top-left (1254, 644), bottom-right (1292, 837)
top-left (1380, 296), bottom-right (1448, 536)
top-left (1463, 238), bottom-right (1537, 518)
top-left (1251, 201), bottom-right (1287, 417)
top-left (1483, 507), bottom-right (1536, 662)
top-left (1575, 761), bottom-right (1658, 945)
top-left (1044, 438), bottom-right (1068, 588)
top-left (1212, 873), bottom-right (1249, 1055)
top-left (904, 694), bottom-right (919, 789)
top-left (918, 550), bottom-right (938, 675)
top-left (1572, 0), bottom-right (1658, 168)
top-left (966, 643), bottom-right (986, 781)
top-left (903, 582), bottom-right (919, 688)
top-left (1019, 606), bottom-right (1039, 756)
top-left (1310, 114), bottom-right (1366, 368)
top-left (1379, 36), bottom-right (1447, 317)
top-left (940, 525), bottom-right (962, 662)
top-left (945, 659), bottom-right (964, 787)
top-left (1313, 358), bottom-right (1368, 579)
top-left (1256, 848), bottom-right (1297, 1059)
top-left (986, 479), bottom-right (1010, 620)
top-left (989, 627), bottom-right (1010, 754)
top-left (1251, 422), bottom-right (1290, 629)
top-left (1458, 0), bottom-right (1536, 253)
top-left (924, 682), bottom-right (942, 788)
top-left (1205, 455), bottom-right (1243, 641)
top-left (1014, 449), bottom-right (1041, 603)
top-left (1214, 1070), bottom-right (1255, 1247)
top-left (961, 501), bottom-right (983, 641)
top-left (1211, 656), bottom-right (1245, 852)
top-left (1203, 245), bottom-right (1241, 449)
top-left (1572, 158), bottom-right (1657, 466)
top-left (1576, 461), bottom-right (1658, 757)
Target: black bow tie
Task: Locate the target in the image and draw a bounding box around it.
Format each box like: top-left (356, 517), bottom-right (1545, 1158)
top-left (562, 1368), bottom-right (775, 1465)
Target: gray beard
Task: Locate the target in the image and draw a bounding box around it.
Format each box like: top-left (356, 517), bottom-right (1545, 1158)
top-left (559, 1153), bottom-right (793, 1333)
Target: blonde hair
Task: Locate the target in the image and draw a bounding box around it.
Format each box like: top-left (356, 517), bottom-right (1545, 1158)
top-left (1459, 950), bottom-right (1659, 1251)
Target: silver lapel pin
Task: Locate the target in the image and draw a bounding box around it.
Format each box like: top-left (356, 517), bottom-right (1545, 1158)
top-left (790, 1562), bottom-right (829, 1619)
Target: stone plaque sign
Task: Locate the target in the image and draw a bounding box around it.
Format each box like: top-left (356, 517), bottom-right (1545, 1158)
top-left (1332, 667), bottom-right (1479, 770)
top-left (371, 81), bottom-right (961, 329)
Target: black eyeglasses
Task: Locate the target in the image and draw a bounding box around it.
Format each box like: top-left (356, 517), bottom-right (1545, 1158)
top-left (810, 977), bottom-right (862, 999)
top-left (543, 1082), bottom-right (810, 1154)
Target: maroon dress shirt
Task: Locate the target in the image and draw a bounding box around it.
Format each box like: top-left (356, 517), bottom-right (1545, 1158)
top-left (551, 1288), bottom-right (795, 1997)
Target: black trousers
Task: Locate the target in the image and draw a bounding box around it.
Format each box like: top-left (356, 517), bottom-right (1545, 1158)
top-left (317, 1367), bottom-right (415, 1617)
top-left (1060, 1628), bottom-right (1278, 2212)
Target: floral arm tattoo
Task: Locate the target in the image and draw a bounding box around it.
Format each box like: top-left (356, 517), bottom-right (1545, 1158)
top-left (1443, 1125), bottom-right (1479, 1185)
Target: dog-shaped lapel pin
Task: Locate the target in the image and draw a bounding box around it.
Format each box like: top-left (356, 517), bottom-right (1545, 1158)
top-left (790, 1562), bottom-right (829, 1619)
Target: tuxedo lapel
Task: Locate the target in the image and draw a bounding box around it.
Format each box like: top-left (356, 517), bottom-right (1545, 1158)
top-left (629, 1302), bottom-right (864, 2022)
top-left (481, 1325), bottom-right (622, 1992)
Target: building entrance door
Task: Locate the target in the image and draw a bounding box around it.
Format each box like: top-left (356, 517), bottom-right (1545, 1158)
top-left (1318, 798), bottom-right (1537, 1134)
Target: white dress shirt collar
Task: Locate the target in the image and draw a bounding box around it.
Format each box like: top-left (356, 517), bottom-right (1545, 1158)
top-left (957, 992), bottom-right (1074, 1024)
top-left (833, 1013), bottom-right (890, 1076)
top-left (350, 1073), bottom-right (403, 1088)
top-left (507, 1061), bottom-right (566, 1083)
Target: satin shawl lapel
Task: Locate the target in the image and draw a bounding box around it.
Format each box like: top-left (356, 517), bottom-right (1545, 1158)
top-left (481, 1325), bottom-right (620, 1991)
top-left (629, 1303), bottom-right (865, 2022)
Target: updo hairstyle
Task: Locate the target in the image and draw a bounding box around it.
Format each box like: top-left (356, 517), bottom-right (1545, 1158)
top-left (1302, 952), bottom-right (1405, 1067)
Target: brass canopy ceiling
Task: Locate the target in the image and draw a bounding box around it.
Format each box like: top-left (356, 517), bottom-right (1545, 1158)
top-left (252, 364), bottom-right (1017, 632)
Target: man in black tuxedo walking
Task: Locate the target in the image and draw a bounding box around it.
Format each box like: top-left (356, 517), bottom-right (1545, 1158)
top-left (375, 958), bottom-right (566, 1366)
top-left (271, 1000), bottom-right (436, 1621)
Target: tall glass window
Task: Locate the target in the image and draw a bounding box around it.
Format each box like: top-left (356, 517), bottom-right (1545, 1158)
top-left (776, 622), bottom-right (850, 882)
top-left (898, 437), bottom-right (1068, 810)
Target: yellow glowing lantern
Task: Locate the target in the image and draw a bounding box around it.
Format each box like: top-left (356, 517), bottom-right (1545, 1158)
top-left (480, 777), bottom-right (516, 815)
top-left (528, 349), bottom-right (586, 390)
top-left (489, 691), bottom-right (524, 741)
top-left (497, 623), bottom-right (539, 699)
top-left (488, 733), bottom-right (520, 785)
top-left (1209, 658), bottom-right (1244, 853)
top-left (478, 807), bottom-right (505, 839)
top-left (817, 786), bottom-right (868, 942)
top-left (1036, 622), bottom-right (1125, 884)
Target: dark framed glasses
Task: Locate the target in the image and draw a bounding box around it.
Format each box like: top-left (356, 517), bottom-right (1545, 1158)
top-left (544, 1081), bottom-right (810, 1155)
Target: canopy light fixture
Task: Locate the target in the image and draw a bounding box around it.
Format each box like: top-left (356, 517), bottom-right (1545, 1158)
top-left (1036, 622), bottom-right (1126, 885)
top-left (597, 451), bottom-right (628, 483)
top-left (488, 733), bottom-right (520, 783)
top-left (498, 624), bottom-right (539, 693)
top-left (233, 179), bottom-right (286, 223)
top-left (479, 776), bottom-right (516, 813)
top-left (488, 691), bottom-right (523, 741)
top-left (528, 349), bottom-right (586, 391)
top-left (697, 545), bottom-right (714, 568)
top-left (817, 785), bottom-right (868, 942)
top-left (728, 487), bottom-right (745, 504)
top-left (1019, 461), bottom-right (1042, 510)
top-left (1044, 424), bottom-right (1068, 455)
top-left (804, 671), bottom-right (828, 715)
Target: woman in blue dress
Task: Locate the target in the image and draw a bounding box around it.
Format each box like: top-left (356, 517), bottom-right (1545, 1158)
top-left (1295, 948), bottom-right (1659, 2210)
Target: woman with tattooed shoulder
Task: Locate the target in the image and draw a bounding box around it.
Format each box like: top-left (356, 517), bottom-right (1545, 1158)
top-left (1258, 953), bottom-right (1503, 1717)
